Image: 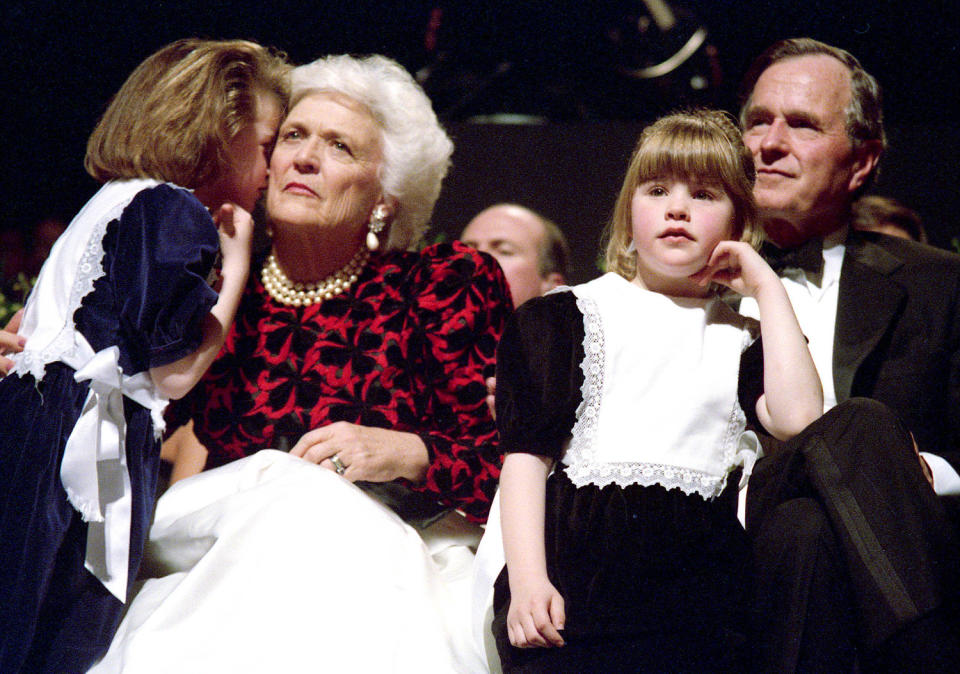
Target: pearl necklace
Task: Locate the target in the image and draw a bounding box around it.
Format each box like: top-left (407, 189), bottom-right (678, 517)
top-left (261, 248), bottom-right (370, 307)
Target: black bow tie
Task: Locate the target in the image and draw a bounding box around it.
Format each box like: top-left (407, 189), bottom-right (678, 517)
top-left (761, 238), bottom-right (824, 281)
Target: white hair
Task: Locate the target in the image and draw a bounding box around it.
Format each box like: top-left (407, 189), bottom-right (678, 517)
top-left (291, 54), bottom-right (453, 250)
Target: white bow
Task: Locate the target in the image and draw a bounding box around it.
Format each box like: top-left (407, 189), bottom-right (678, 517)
top-left (60, 346), bottom-right (158, 601)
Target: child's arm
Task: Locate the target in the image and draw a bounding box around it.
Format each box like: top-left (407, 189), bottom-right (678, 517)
top-left (694, 241), bottom-right (823, 440)
top-left (150, 203), bottom-right (252, 400)
top-left (501, 452), bottom-right (566, 649)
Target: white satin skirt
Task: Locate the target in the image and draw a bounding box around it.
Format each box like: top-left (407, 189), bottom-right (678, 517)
top-left (90, 451), bottom-right (496, 673)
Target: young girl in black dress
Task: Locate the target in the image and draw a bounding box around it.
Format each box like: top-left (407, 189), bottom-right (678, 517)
top-left (492, 109), bottom-right (823, 671)
top-left (0, 39), bottom-right (288, 672)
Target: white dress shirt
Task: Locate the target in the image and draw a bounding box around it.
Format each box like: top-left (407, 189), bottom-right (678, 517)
top-left (740, 227), bottom-right (960, 495)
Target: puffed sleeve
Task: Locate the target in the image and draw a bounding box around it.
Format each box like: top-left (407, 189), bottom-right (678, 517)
top-left (496, 291), bottom-right (585, 459)
top-left (112, 184), bottom-right (219, 368)
top-left (406, 241), bottom-right (511, 522)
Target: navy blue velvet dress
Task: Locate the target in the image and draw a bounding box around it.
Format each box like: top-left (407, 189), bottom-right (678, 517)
top-left (0, 183), bottom-right (218, 673)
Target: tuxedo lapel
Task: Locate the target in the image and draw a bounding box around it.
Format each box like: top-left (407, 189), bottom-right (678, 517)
top-left (833, 233), bottom-right (906, 402)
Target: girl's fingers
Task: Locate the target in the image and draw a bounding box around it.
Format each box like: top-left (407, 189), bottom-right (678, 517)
top-left (213, 203), bottom-right (238, 236)
top-left (534, 603), bottom-right (564, 647)
top-left (549, 593), bottom-right (566, 633)
top-left (508, 620), bottom-right (527, 648)
top-left (508, 594), bottom-right (565, 649)
top-left (511, 623), bottom-right (529, 648)
top-left (521, 618), bottom-right (548, 647)
top-left (5, 308), bottom-right (23, 333)
top-left (537, 620), bottom-right (564, 647)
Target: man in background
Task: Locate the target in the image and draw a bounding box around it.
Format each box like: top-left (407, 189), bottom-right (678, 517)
top-left (851, 194), bottom-right (927, 243)
top-left (460, 203), bottom-right (570, 308)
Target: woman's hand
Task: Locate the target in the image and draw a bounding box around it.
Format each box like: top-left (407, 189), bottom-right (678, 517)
top-left (506, 575), bottom-right (566, 649)
top-left (289, 422), bottom-right (429, 483)
top-left (690, 240), bottom-right (780, 299)
top-left (0, 309), bottom-right (25, 375)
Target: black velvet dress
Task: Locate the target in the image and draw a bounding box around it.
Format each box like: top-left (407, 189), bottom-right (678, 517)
top-left (492, 288), bottom-right (762, 673)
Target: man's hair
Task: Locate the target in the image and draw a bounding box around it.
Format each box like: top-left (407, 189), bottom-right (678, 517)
top-left (852, 195), bottom-right (927, 243)
top-left (85, 39), bottom-right (290, 188)
top-left (605, 108), bottom-right (761, 281)
top-left (536, 215), bottom-right (572, 281)
top-left (739, 38), bottom-right (886, 190)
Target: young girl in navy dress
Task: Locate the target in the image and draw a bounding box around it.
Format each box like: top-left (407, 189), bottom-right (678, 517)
top-left (492, 109), bottom-right (823, 671)
top-left (0, 39), bottom-right (288, 672)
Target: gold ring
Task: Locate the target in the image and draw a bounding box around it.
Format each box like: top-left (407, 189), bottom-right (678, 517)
top-left (330, 454), bottom-right (346, 475)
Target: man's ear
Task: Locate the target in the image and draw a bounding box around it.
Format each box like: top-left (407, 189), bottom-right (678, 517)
top-left (848, 140), bottom-right (882, 193)
top-left (540, 272), bottom-right (565, 294)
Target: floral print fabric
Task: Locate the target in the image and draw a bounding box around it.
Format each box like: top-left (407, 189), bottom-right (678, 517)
top-left (169, 241), bottom-right (511, 522)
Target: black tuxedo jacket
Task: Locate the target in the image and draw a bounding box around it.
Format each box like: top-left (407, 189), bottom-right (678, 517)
top-left (831, 229), bottom-right (960, 473)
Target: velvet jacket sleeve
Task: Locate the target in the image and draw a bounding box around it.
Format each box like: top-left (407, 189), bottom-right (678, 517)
top-left (495, 291), bottom-right (585, 460)
top-left (407, 241), bottom-right (512, 522)
top-left (90, 184), bottom-right (219, 372)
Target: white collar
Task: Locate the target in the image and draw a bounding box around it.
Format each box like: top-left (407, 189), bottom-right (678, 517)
top-left (819, 224), bottom-right (848, 289)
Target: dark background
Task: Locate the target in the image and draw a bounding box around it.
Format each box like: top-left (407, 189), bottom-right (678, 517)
top-left (2, 1), bottom-right (958, 282)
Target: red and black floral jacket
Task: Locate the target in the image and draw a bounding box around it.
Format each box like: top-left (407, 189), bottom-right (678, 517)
top-left (168, 241), bottom-right (512, 522)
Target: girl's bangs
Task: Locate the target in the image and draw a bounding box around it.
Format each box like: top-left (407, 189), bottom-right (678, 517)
top-left (634, 126), bottom-right (735, 187)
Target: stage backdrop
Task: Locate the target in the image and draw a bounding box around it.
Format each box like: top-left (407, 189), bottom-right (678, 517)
top-left (432, 120), bottom-right (960, 284)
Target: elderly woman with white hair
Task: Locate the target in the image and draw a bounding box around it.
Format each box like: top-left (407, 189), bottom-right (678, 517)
top-left (92, 54), bottom-right (510, 673)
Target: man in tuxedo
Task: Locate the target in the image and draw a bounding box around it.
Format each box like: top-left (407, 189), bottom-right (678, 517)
top-left (736, 37), bottom-right (960, 671)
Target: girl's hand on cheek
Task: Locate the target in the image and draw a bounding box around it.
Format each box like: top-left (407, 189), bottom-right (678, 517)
top-left (691, 241), bottom-right (778, 298)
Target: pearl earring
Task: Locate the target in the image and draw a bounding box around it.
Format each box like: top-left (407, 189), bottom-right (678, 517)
top-left (367, 206), bottom-right (388, 251)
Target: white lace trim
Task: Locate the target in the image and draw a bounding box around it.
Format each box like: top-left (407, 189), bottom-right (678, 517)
top-left (564, 293), bottom-right (604, 480)
top-left (563, 293), bottom-right (752, 500)
top-left (17, 195), bottom-right (134, 382)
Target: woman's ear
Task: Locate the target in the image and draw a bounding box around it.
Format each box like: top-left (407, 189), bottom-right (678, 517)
top-left (373, 195), bottom-right (399, 223)
top-left (367, 197), bottom-right (399, 251)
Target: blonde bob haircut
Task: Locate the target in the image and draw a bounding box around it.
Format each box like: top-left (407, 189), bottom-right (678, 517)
top-left (290, 54), bottom-right (454, 251)
top-left (85, 38), bottom-right (290, 188)
top-left (604, 108), bottom-right (761, 281)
